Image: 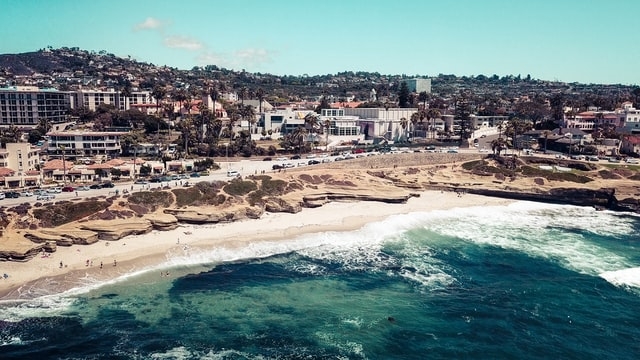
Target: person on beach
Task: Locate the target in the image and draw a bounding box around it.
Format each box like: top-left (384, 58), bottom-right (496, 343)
top-left (100, 261), bottom-right (103, 269)
top-left (60, 261), bottom-right (63, 268)
top-left (113, 259), bottom-right (117, 266)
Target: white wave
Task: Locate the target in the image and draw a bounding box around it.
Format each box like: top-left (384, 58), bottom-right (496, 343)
top-left (3, 201), bottom-right (636, 320)
top-left (420, 202), bottom-right (636, 277)
top-left (600, 267), bottom-right (640, 289)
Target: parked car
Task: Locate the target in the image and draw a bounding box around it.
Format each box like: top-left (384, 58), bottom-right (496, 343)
top-left (290, 155), bottom-right (301, 160)
top-left (227, 170), bottom-right (240, 177)
top-left (189, 172), bottom-right (201, 178)
top-left (308, 160), bottom-right (320, 165)
top-left (262, 157), bottom-right (272, 161)
top-left (37, 194), bottom-right (55, 201)
top-left (134, 179), bottom-right (148, 184)
top-left (101, 182), bottom-right (115, 188)
top-left (5, 191), bottom-right (20, 198)
top-left (47, 187), bottom-right (62, 193)
top-left (272, 164), bottom-right (283, 170)
top-left (33, 189), bottom-right (45, 195)
top-left (61, 186), bottom-right (75, 192)
top-left (89, 184), bottom-right (102, 189)
top-left (76, 185), bottom-right (90, 191)
top-left (0, 193), bottom-right (5, 200)
top-left (149, 177), bottom-right (162, 183)
top-left (20, 191), bottom-right (33, 197)
top-left (178, 174), bottom-right (189, 179)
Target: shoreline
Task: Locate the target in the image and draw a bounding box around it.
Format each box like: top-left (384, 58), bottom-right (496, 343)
top-left (0, 190), bottom-right (513, 301)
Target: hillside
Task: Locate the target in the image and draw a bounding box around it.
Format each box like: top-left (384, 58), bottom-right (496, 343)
top-left (1, 47), bottom-right (638, 107)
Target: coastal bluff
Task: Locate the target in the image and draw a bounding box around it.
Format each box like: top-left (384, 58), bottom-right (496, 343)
top-left (1, 153), bottom-right (639, 263)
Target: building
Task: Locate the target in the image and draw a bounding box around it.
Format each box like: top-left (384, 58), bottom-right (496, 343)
top-left (0, 143), bottom-right (43, 188)
top-left (70, 89), bottom-right (152, 112)
top-left (620, 103), bottom-right (640, 134)
top-left (261, 108), bottom-right (313, 135)
top-left (46, 130), bottom-right (123, 160)
top-left (405, 78), bottom-right (432, 94)
top-left (344, 107), bottom-right (419, 142)
top-left (0, 86), bottom-right (71, 129)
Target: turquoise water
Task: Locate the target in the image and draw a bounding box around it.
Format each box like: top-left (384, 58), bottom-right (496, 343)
top-left (1, 201), bottom-right (640, 359)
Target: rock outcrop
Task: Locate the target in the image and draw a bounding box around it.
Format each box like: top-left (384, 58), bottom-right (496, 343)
top-left (302, 192), bottom-right (416, 208)
top-left (455, 187), bottom-right (617, 209)
top-left (146, 213), bottom-right (179, 231)
top-left (79, 219), bottom-right (153, 241)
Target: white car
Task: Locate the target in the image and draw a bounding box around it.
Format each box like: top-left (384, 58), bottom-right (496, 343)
top-left (47, 187), bottom-right (62, 193)
top-left (37, 194), bottom-right (55, 201)
top-left (227, 170), bottom-right (239, 177)
top-left (20, 191), bottom-right (33, 197)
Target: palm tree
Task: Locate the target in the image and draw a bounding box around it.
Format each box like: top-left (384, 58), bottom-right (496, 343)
top-left (238, 86), bottom-right (248, 106)
top-left (291, 126), bottom-right (308, 155)
top-left (399, 117), bottom-right (408, 142)
top-left (304, 112), bottom-right (320, 149)
top-left (427, 108), bottom-right (441, 139)
top-left (255, 88), bottom-right (265, 114)
top-left (410, 112), bottom-right (420, 139)
top-left (151, 85), bottom-right (166, 158)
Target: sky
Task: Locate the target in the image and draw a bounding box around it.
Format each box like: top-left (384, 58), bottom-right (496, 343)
top-left (2, 0), bottom-right (639, 85)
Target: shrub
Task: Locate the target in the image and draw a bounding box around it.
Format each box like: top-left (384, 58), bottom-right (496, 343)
top-left (223, 179), bottom-right (258, 196)
top-left (33, 200), bottom-right (111, 227)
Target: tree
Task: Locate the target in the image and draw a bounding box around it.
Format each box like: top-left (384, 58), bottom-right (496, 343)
top-left (398, 81), bottom-right (410, 108)
top-left (238, 86), bottom-right (248, 105)
top-left (427, 108), bottom-right (441, 139)
top-left (410, 112), bottom-right (420, 139)
top-left (314, 96), bottom-right (332, 113)
top-left (304, 112), bottom-right (320, 148)
top-left (151, 85), bottom-right (167, 158)
top-left (291, 126), bottom-right (308, 154)
top-left (418, 91), bottom-right (429, 110)
top-left (255, 87), bottom-right (265, 114)
top-left (491, 138), bottom-right (506, 156)
top-left (399, 117), bottom-right (408, 142)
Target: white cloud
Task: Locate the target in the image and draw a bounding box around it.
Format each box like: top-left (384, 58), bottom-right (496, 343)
top-left (134, 17), bottom-right (165, 31)
top-left (233, 48), bottom-right (272, 67)
top-left (195, 48), bottom-right (272, 70)
top-left (164, 36), bottom-right (203, 51)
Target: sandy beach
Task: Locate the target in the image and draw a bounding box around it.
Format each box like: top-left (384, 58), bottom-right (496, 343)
top-left (0, 190), bottom-right (512, 300)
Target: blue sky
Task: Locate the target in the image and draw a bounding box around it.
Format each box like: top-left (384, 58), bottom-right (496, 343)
top-left (2, 0), bottom-right (639, 85)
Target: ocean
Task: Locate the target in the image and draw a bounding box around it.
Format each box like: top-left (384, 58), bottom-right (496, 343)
top-left (1, 201), bottom-right (640, 359)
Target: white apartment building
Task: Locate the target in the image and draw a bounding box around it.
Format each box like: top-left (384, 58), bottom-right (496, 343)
top-left (0, 86), bottom-right (71, 128)
top-left (620, 102), bottom-right (640, 134)
top-left (71, 89), bottom-right (152, 111)
top-left (47, 130), bottom-right (123, 160)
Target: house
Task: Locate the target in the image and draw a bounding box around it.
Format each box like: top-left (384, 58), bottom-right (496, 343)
top-left (620, 135), bottom-right (640, 156)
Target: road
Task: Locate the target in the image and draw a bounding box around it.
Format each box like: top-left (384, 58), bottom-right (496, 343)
top-left (3, 146), bottom-right (616, 207)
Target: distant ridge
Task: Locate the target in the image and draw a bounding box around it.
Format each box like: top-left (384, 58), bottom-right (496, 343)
top-left (0, 47), bottom-right (636, 105)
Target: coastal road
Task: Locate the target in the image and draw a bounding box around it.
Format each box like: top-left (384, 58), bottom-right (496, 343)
top-left (0, 146), bottom-right (561, 207)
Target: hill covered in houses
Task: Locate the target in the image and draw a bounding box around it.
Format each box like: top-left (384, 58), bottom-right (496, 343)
top-left (1, 46), bottom-right (639, 117)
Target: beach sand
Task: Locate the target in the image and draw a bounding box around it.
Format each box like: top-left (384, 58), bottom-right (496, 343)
top-left (0, 190), bottom-right (512, 300)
